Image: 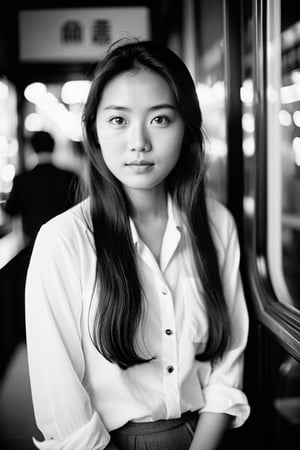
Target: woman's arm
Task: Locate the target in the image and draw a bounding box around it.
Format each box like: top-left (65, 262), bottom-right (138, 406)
top-left (189, 412), bottom-right (231, 450)
top-left (199, 203), bottom-right (250, 428)
top-left (26, 220), bottom-right (110, 449)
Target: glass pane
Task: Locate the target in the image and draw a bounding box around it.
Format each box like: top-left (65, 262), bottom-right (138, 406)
top-left (264, 0), bottom-right (300, 312)
top-left (279, 1), bottom-right (300, 310)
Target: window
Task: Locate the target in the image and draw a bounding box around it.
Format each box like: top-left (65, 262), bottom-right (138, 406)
top-left (277, 1), bottom-right (300, 312)
top-left (241, 0), bottom-right (300, 358)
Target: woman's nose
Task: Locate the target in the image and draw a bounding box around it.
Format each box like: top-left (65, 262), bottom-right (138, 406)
top-left (129, 124), bottom-right (152, 152)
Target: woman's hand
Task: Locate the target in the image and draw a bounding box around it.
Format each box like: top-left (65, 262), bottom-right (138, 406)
top-left (189, 412), bottom-right (231, 450)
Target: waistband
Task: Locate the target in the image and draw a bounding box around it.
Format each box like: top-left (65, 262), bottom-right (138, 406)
top-left (111, 410), bottom-right (199, 437)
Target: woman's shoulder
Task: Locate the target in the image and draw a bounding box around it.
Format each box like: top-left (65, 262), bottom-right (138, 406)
top-left (37, 197), bottom-right (91, 244)
top-left (29, 198), bottom-right (95, 285)
top-left (206, 195), bottom-right (233, 222)
top-left (206, 195), bottom-right (237, 249)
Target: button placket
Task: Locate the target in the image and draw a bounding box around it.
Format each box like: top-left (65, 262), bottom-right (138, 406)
top-left (158, 277), bottom-right (180, 412)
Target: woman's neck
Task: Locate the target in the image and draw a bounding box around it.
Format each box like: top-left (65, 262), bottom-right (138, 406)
top-left (126, 187), bottom-right (168, 262)
top-left (127, 186), bottom-right (168, 224)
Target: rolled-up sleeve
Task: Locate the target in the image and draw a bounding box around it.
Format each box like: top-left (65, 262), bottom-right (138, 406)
top-left (25, 222), bottom-right (110, 449)
top-left (201, 210), bottom-right (250, 427)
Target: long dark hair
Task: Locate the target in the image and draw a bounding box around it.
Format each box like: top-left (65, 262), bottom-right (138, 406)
top-left (81, 39), bottom-right (231, 369)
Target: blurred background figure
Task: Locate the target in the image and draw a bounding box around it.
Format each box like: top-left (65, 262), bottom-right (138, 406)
top-left (3, 130), bottom-right (80, 243)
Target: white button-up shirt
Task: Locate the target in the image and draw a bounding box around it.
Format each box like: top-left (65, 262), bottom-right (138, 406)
top-left (25, 195), bottom-right (250, 450)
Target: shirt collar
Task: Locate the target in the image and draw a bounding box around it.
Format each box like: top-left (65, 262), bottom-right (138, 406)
top-left (84, 194), bottom-right (181, 252)
top-left (129, 218), bottom-right (140, 246)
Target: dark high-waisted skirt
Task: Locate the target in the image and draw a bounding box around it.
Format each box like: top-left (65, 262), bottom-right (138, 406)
top-left (110, 410), bottom-right (198, 450)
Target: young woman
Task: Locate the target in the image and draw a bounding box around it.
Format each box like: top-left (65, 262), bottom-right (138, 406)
top-left (25, 39), bottom-right (250, 450)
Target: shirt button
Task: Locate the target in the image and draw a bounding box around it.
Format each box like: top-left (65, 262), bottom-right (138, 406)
top-left (167, 365), bottom-right (174, 373)
top-left (162, 287), bottom-right (168, 295)
top-left (165, 329), bottom-right (173, 335)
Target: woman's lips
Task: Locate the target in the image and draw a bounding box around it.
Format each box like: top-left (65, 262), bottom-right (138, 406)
top-left (125, 160), bottom-right (155, 172)
top-left (126, 160), bottom-right (154, 166)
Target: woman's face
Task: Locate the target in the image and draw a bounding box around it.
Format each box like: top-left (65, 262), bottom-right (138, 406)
top-left (95, 69), bottom-right (185, 196)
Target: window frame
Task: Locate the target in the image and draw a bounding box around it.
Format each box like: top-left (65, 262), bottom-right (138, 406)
top-left (224, 0), bottom-right (300, 361)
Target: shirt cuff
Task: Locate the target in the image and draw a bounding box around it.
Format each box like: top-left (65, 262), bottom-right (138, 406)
top-left (32, 410), bottom-right (110, 450)
top-left (201, 385), bottom-right (250, 428)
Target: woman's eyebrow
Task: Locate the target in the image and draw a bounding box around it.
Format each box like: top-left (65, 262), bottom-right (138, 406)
top-left (103, 103), bottom-right (176, 111)
top-left (149, 104), bottom-right (176, 111)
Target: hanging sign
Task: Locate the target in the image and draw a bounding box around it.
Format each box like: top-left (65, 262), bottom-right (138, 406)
top-left (19, 7), bottom-right (150, 62)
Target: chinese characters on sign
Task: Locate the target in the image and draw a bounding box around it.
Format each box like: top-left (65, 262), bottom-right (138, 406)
top-left (61, 20), bottom-right (112, 45)
top-left (19, 8), bottom-right (150, 62)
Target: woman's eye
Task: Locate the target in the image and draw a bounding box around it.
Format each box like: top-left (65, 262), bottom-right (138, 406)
top-left (110, 117), bottom-right (126, 126)
top-left (151, 116), bottom-right (170, 126)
